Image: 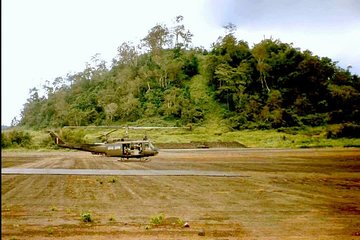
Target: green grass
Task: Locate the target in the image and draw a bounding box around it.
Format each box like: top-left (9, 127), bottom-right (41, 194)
top-left (2, 123), bottom-right (360, 150)
top-left (187, 74), bottom-right (228, 131)
top-left (149, 213), bottom-right (165, 226)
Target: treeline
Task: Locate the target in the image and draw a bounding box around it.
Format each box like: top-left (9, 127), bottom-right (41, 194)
top-left (20, 16), bottom-right (203, 128)
top-left (19, 17), bottom-right (359, 130)
top-left (207, 30), bottom-right (360, 129)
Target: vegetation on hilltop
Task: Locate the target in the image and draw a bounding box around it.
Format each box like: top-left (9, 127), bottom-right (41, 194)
top-left (18, 17), bottom-right (359, 136)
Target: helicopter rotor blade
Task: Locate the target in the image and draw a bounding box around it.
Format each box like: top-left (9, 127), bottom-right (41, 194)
top-left (97, 129), bottom-right (118, 142)
top-left (102, 129), bottom-right (118, 137)
top-left (63, 126), bottom-right (190, 130)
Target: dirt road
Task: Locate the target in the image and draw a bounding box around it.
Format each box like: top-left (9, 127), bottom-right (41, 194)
top-left (2, 148), bottom-right (360, 239)
top-left (1, 168), bottom-right (244, 177)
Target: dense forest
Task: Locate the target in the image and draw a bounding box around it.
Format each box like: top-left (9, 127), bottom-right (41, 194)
top-left (19, 17), bottom-right (359, 131)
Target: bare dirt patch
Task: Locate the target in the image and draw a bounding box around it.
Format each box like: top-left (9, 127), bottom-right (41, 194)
top-left (2, 148), bottom-right (360, 239)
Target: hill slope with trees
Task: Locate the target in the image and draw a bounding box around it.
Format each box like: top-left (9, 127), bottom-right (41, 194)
top-left (18, 17), bottom-right (359, 135)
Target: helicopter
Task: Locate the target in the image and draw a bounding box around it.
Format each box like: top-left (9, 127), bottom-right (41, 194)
top-left (48, 127), bottom-right (159, 160)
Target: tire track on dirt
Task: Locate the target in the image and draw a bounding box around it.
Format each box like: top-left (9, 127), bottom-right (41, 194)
top-left (1, 175), bottom-right (23, 196)
top-left (16, 156), bottom-right (74, 169)
top-left (138, 176), bottom-right (243, 214)
top-left (116, 177), bottom-right (146, 202)
top-left (1, 176), bottom-right (46, 204)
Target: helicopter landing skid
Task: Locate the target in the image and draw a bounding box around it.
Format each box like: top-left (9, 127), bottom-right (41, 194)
top-left (118, 158), bottom-right (151, 162)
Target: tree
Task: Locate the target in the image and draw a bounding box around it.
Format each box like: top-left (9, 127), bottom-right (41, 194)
top-left (172, 15), bottom-right (193, 49)
top-left (252, 40), bottom-right (271, 92)
top-left (20, 88), bottom-right (45, 127)
top-left (116, 42), bottom-right (138, 67)
top-left (223, 22), bottom-right (237, 35)
top-left (141, 24), bottom-right (172, 54)
top-left (11, 117), bottom-right (20, 127)
top-left (105, 103), bottom-right (118, 123)
top-left (162, 87), bottom-right (183, 118)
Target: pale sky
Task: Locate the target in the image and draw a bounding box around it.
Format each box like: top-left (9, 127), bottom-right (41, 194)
top-left (2, 0), bottom-right (360, 126)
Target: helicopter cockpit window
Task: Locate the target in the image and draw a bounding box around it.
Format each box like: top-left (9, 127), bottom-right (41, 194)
top-left (144, 143), bottom-right (150, 150)
top-left (123, 144), bottom-right (131, 155)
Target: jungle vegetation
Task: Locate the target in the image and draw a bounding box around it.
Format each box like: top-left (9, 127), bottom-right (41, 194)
top-left (18, 17), bottom-right (359, 134)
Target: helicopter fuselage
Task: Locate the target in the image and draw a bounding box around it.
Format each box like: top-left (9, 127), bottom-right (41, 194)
top-left (49, 132), bottom-right (159, 159)
top-left (92, 140), bottom-right (158, 158)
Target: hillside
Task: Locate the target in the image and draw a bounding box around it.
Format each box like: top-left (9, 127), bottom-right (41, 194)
top-left (18, 18), bottom-right (359, 134)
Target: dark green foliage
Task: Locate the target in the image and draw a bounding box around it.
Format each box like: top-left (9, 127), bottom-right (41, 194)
top-left (39, 135), bottom-right (59, 149)
top-left (206, 34), bottom-right (359, 130)
top-left (60, 128), bottom-right (87, 144)
top-left (326, 124), bottom-right (360, 139)
top-left (80, 212), bottom-right (93, 223)
top-left (299, 113), bottom-right (330, 127)
top-left (1, 133), bottom-right (10, 148)
top-left (182, 52), bottom-right (199, 77)
top-left (1, 130), bottom-right (32, 148)
top-left (18, 19), bottom-right (359, 136)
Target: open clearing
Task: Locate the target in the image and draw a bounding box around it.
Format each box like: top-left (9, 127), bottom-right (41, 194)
top-left (2, 148), bottom-right (360, 239)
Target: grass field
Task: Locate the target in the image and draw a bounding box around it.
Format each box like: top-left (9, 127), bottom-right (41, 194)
top-left (3, 124), bottom-right (360, 151)
top-left (2, 148), bottom-right (360, 239)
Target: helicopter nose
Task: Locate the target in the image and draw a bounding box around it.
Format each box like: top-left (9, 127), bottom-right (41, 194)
top-left (154, 148), bottom-right (159, 155)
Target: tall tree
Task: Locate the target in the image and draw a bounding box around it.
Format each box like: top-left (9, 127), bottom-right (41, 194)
top-left (141, 24), bottom-right (172, 54)
top-left (252, 40), bottom-right (272, 92)
top-left (172, 15), bottom-right (193, 49)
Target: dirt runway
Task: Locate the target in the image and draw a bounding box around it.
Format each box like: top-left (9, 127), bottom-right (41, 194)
top-left (1, 168), bottom-right (244, 177)
top-left (2, 148), bottom-right (360, 239)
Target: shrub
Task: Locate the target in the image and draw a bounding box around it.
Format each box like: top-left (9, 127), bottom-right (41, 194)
top-left (1, 130), bottom-right (33, 148)
top-left (1, 132), bottom-right (11, 148)
top-left (47, 227), bottom-right (54, 235)
top-left (108, 177), bottom-right (116, 183)
top-left (39, 134), bottom-right (58, 148)
top-left (327, 123), bottom-right (360, 139)
top-left (150, 213), bottom-right (165, 226)
top-left (300, 113), bottom-right (330, 126)
top-left (60, 128), bottom-right (86, 143)
top-left (80, 212), bottom-right (93, 222)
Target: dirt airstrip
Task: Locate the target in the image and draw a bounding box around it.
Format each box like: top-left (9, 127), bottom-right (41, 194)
top-left (2, 148), bottom-right (360, 239)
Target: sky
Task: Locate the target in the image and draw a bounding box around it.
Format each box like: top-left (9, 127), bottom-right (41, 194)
top-left (2, 0), bottom-right (360, 126)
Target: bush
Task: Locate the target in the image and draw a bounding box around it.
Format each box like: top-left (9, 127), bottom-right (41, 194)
top-left (1, 130), bottom-right (33, 148)
top-left (300, 113), bottom-right (330, 126)
top-left (60, 128), bottom-right (86, 143)
top-left (150, 213), bottom-right (165, 226)
top-left (277, 126), bottom-right (304, 135)
top-left (326, 123), bottom-right (360, 139)
top-left (1, 132), bottom-right (11, 148)
top-left (80, 212), bottom-right (93, 222)
top-left (39, 135), bottom-right (58, 149)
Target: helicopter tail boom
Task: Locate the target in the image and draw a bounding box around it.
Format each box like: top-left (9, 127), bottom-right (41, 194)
top-left (48, 131), bottom-right (66, 145)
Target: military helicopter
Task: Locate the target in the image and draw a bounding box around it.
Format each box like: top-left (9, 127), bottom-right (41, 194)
top-left (48, 126), bottom-right (159, 161)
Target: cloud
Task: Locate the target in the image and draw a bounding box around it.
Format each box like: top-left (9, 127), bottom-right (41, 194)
top-left (2, 0), bottom-right (359, 126)
top-left (206, 0), bottom-right (360, 31)
top-left (204, 0), bottom-right (360, 74)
